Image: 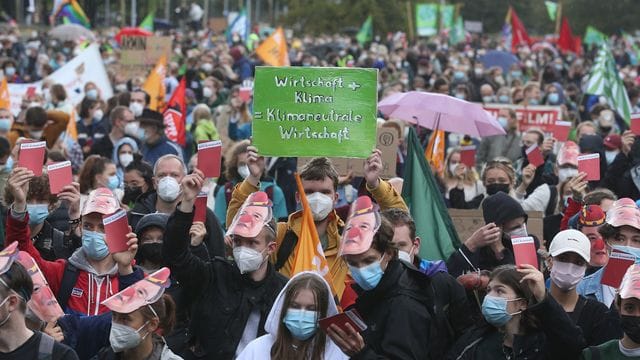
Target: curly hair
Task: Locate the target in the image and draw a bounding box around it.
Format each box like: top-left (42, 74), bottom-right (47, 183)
top-left (3, 173), bottom-right (57, 208)
top-left (224, 140), bottom-right (250, 181)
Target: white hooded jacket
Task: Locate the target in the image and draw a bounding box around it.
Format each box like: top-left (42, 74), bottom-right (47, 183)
top-left (237, 271), bottom-right (348, 359)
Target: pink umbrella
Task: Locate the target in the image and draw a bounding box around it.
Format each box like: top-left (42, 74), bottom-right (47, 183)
top-left (378, 91), bottom-right (506, 137)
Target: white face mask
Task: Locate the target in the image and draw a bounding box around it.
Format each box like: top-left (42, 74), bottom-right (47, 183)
top-left (398, 248), bottom-right (414, 263)
top-left (306, 192), bottom-right (334, 221)
top-left (202, 87), bottom-right (213, 98)
top-left (508, 224), bottom-right (528, 238)
top-left (233, 246), bottom-right (267, 274)
top-left (124, 121), bottom-right (145, 140)
top-left (30, 130), bottom-right (44, 139)
top-left (550, 260), bottom-right (586, 291)
top-left (449, 162), bottom-right (459, 175)
top-left (558, 167), bottom-right (579, 183)
top-left (605, 150), bottom-right (619, 165)
top-left (157, 176), bottom-right (181, 202)
top-left (94, 109), bottom-right (104, 120)
top-left (119, 153), bottom-right (134, 167)
top-left (129, 102), bottom-right (144, 117)
top-left (109, 321), bottom-right (149, 352)
top-left (237, 164), bottom-right (250, 179)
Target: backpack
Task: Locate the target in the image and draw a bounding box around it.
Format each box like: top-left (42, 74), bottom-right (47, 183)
top-left (55, 262), bottom-right (80, 311)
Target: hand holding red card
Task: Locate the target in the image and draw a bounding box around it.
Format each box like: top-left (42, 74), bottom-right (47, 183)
top-left (525, 145), bottom-right (544, 168)
top-left (459, 146), bottom-right (476, 168)
top-left (239, 87), bottom-right (252, 103)
top-left (512, 236), bottom-right (538, 269)
top-left (103, 209), bottom-right (130, 254)
top-left (47, 161), bottom-right (73, 194)
top-left (18, 141), bottom-right (46, 176)
top-left (197, 140), bottom-right (222, 178)
top-left (553, 121), bottom-right (572, 142)
top-left (319, 309), bottom-right (368, 334)
top-left (631, 114), bottom-right (640, 135)
top-left (601, 251), bottom-right (636, 288)
top-left (194, 191), bottom-right (208, 223)
top-left (578, 153), bottom-right (601, 181)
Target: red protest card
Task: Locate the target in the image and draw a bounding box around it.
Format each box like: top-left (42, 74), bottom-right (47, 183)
top-left (18, 141), bottom-right (46, 176)
top-left (46, 161), bottom-right (73, 194)
top-left (319, 309), bottom-right (368, 333)
top-left (578, 153), bottom-right (601, 181)
top-left (601, 250), bottom-right (635, 288)
top-left (511, 236), bottom-right (538, 269)
top-left (102, 209), bottom-right (130, 254)
top-left (631, 113), bottom-right (640, 135)
top-left (194, 191), bottom-right (208, 223)
top-left (197, 140), bottom-right (222, 178)
top-left (525, 145), bottom-right (544, 168)
top-left (459, 146), bottom-right (476, 168)
top-left (238, 87), bottom-right (252, 102)
top-left (553, 121), bottom-right (572, 142)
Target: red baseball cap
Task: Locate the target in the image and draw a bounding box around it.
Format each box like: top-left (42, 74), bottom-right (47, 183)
top-left (603, 134), bottom-right (622, 151)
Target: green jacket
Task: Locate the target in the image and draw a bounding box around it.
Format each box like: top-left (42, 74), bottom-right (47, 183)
top-left (582, 339), bottom-right (640, 359)
top-left (194, 120), bottom-right (220, 144)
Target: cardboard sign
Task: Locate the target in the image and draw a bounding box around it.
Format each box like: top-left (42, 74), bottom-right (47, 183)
top-left (46, 161), bottom-right (73, 194)
top-left (525, 144), bottom-right (545, 168)
top-left (194, 191), bottom-right (208, 223)
top-left (601, 251), bottom-right (635, 288)
top-left (511, 236), bottom-right (538, 269)
top-left (119, 36), bottom-right (172, 78)
top-left (196, 140), bottom-right (222, 178)
top-left (459, 146), bottom-right (476, 168)
top-left (553, 121), bottom-right (572, 142)
top-left (18, 141), bottom-right (46, 176)
top-left (16, 251), bottom-right (64, 322)
top-left (252, 67), bottom-right (378, 158)
top-left (483, 104), bottom-right (563, 134)
top-left (449, 210), bottom-right (544, 244)
top-left (631, 113), bottom-right (640, 136)
top-left (103, 209), bottom-right (130, 254)
top-left (578, 153), bottom-right (601, 181)
top-left (319, 309), bottom-right (368, 333)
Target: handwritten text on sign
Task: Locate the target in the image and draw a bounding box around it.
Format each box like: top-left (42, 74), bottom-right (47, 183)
top-left (252, 67), bottom-right (378, 158)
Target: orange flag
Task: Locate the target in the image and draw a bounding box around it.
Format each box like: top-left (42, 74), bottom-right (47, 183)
top-left (425, 129), bottom-right (445, 176)
top-left (256, 27), bottom-right (290, 67)
top-left (291, 173), bottom-right (337, 295)
top-left (65, 110), bottom-right (78, 140)
top-left (0, 77), bottom-right (10, 110)
top-left (143, 55), bottom-right (167, 111)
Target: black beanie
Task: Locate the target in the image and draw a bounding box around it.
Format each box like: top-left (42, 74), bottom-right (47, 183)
top-left (482, 192), bottom-right (528, 226)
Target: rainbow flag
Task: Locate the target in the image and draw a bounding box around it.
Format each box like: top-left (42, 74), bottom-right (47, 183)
top-left (55, 0), bottom-right (90, 28)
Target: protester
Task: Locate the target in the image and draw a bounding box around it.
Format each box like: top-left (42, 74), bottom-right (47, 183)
top-left (443, 147), bottom-right (485, 209)
top-left (111, 137), bottom-right (140, 189)
top-left (476, 108), bottom-right (522, 166)
top-left (78, 155), bottom-right (120, 205)
top-left (6, 107), bottom-right (68, 149)
top-left (576, 205), bottom-right (610, 274)
top-left (90, 106), bottom-right (136, 159)
top-left (76, 98), bottom-right (107, 157)
top-left (139, 110), bottom-right (182, 166)
top-left (121, 160), bottom-right (154, 207)
top-left (237, 272), bottom-right (348, 359)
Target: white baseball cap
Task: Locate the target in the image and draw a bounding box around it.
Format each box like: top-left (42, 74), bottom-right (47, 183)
top-left (549, 229), bottom-right (591, 263)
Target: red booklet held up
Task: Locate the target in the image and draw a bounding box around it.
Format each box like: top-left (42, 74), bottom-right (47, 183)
top-left (197, 140), bottom-right (222, 178)
top-left (601, 250), bottom-right (635, 288)
top-left (553, 121), bottom-right (572, 142)
top-left (578, 153), bottom-right (601, 181)
top-left (47, 161), bottom-right (73, 194)
top-left (18, 141), bottom-right (46, 176)
top-left (525, 144), bottom-right (544, 168)
top-left (511, 236), bottom-right (538, 269)
top-left (631, 113), bottom-right (640, 136)
top-left (194, 191), bottom-right (208, 223)
top-left (103, 209), bottom-right (130, 254)
top-left (319, 309), bottom-right (368, 334)
top-left (459, 146), bottom-right (476, 168)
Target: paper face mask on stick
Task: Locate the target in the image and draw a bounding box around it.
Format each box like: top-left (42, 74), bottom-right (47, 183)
top-left (339, 196), bottom-right (381, 256)
top-left (226, 191), bottom-right (274, 239)
top-left (102, 267), bottom-right (171, 314)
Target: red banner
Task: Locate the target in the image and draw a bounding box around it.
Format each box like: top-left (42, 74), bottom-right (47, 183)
top-left (483, 104), bottom-right (563, 134)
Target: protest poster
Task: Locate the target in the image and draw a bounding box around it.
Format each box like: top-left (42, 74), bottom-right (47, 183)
top-left (416, 4), bottom-right (439, 37)
top-left (483, 104), bottom-right (562, 134)
top-left (103, 209), bottom-right (130, 254)
top-left (252, 67), bottom-right (378, 158)
top-left (449, 209), bottom-right (544, 243)
top-left (119, 36), bottom-right (173, 78)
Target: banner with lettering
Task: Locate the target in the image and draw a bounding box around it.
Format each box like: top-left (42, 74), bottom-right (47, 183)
top-left (119, 36), bottom-right (172, 78)
top-left (482, 104), bottom-right (563, 134)
top-left (252, 67), bottom-right (378, 158)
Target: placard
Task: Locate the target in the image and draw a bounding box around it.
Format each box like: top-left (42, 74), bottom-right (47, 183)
top-left (47, 161), bottom-right (73, 194)
top-left (252, 67), bottom-right (378, 158)
top-left (119, 36), bottom-right (172, 78)
top-left (525, 144), bottom-right (545, 168)
top-left (483, 104), bottom-right (563, 134)
top-left (511, 236), bottom-right (538, 269)
top-left (103, 209), bottom-right (130, 254)
top-left (194, 191), bottom-right (208, 223)
top-left (553, 121), bottom-right (572, 142)
top-left (197, 140), bottom-right (222, 178)
top-left (631, 113), bottom-right (640, 136)
top-left (459, 146), bottom-right (476, 168)
top-left (18, 141), bottom-right (46, 176)
top-left (448, 209), bottom-right (544, 244)
top-left (601, 251), bottom-right (635, 288)
top-left (578, 153), bottom-right (601, 181)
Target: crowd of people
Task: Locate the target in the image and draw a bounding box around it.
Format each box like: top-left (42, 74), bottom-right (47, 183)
top-left (1, 13), bottom-right (640, 360)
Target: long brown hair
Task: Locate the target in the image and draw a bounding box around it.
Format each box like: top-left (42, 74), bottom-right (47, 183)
top-left (271, 274), bottom-right (330, 360)
top-left (490, 265), bottom-right (540, 332)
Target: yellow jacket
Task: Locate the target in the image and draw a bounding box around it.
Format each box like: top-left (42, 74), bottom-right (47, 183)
top-left (227, 179), bottom-right (408, 298)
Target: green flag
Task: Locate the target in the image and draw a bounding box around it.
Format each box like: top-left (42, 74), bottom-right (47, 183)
top-left (440, 4), bottom-right (455, 31)
top-left (356, 15), bottom-right (373, 46)
top-left (622, 31), bottom-right (640, 64)
top-left (586, 45), bottom-right (632, 124)
top-left (583, 26), bottom-right (607, 46)
top-left (416, 4), bottom-right (438, 37)
top-left (139, 11), bottom-right (154, 31)
top-left (402, 127), bottom-right (461, 261)
top-left (544, 1), bottom-right (557, 21)
top-left (449, 15), bottom-right (465, 45)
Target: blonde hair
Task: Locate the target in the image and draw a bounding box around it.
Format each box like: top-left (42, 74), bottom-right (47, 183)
top-left (481, 158), bottom-right (516, 186)
top-left (444, 147), bottom-right (479, 185)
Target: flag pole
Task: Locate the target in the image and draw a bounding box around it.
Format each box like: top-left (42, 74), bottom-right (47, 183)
top-left (406, 1), bottom-right (414, 42)
top-left (555, 1), bottom-right (562, 35)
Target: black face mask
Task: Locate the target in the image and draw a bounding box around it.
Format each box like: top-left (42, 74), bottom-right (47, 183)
top-left (486, 183), bottom-right (510, 196)
top-left (621, 315), bottom-right (640, 344)
top-left (123, 186), bottom-right (143, 204)
top-left (600, 126), bottom-right (612, 134)
top-left (139, 243), bottom-right (163, 265)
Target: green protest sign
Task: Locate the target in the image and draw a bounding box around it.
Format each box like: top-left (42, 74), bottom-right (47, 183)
top-left (252, 66), bottom-right (378, 158)
top-left (416, 4), bottom-right (438, 37)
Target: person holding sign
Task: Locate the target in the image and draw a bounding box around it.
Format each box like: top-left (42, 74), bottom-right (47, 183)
top-left (162, 169), bottom-right (287, 359)
top-left (603, 131), bottom-right (640, 201)
top-left (443, 147), bottom-right (485, 209)
top-left (476, 108), bottom-right (522, 167)
top-left (227, 146), bottom-right (407, 298)
top-left (448, 265), bottom-right (585, 360)
top-left (237, 272), bottom-right (348, 359)
top-left (5, 167), bottom-right (143, 316)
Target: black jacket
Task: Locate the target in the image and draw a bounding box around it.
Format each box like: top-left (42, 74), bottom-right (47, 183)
top-left (603, 152), bottom-right (640, 200)
top-left (349, 260), bottom-right (433, 360)
top-left (129, 191), bottom-right (226, 258)
top-left (162, 206), bottom-right (287, 359)
top-left (447, 293), bottom-right (586, 360)
top-left (568, 295), bottom-right (622, 347)
top-left (446, 242), bottom-right (516, 278)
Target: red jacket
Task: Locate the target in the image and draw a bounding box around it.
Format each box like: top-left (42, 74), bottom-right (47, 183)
top-left (7, 211), bottom-right (121, 315)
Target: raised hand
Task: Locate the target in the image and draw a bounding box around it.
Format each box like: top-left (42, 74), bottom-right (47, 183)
top-left (246, 145), bottom-right (265, 187)
top-left (364, 149), bottom-right (383, 189)
top-left (112, 228), bottom-right (138, 276)
top-left (7, 167), bottom-right (35, 212)
top-left (465, 223), bottom-right (502, 252)
top-left (58, 182), bottom-right (81, 220)
top-left (518, 264), bottom-right (546, 302)
top-left (189, 222), bottom-right (207, 247)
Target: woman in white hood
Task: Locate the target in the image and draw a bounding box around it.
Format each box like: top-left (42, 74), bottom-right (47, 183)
top-left (238, 271), bottom-right (348, 359)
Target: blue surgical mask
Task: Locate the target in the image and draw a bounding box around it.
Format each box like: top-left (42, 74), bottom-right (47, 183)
top-left (348, 255), bottom-right (385, 291)
top-left (2, 156), bottom-right (13, 172)
top-left (0, 118), bottom-right (11, 131)
top-left (497, 116), bottom-right (508, 129)
top-left (548, 93), bottom-right (560, 104)
top-left (612, 245), bottom-right (640, 264)
top-left (86, 89), bottom-right (98, 100)
top-left (27, 204), bottom-right (49, 226)
top-left (454, 71), bottom-right (466, 80)
top-left (481, 295), bottom-right (523, 327)
top-left (511, 70), bottom-right (522, 78)
top-left (498, 95), bottom-right (510, 104)
top-left (107, 175), bottom-right (119, 190)
top-left (529, 98), bottom-right (539, 105)
top-left (283, 309), bottom-right (318, 340)
top-left (82, 230), bottom-right (109, 260)
top-left (483, 96), bottom-right (495, 104)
